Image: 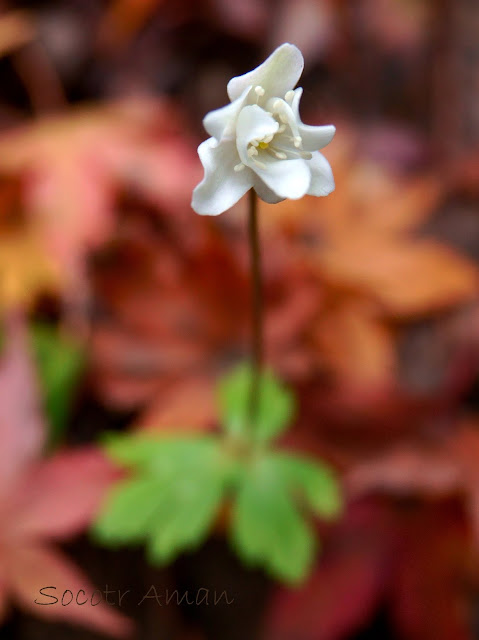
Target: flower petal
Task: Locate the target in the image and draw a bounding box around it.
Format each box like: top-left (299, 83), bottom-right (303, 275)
top-left (203, 85), bottom-right (252, 142)
top-left (227, 43), bottom-right (304, 102)
top-left (266, 97), bottom-right (301, 139)
top-left (192, 138), bottom-right (253, 215)
top-left (292, 88), bottom-right (336, 151)
top-left (254, 158), bottom-right (311, 200)
top-left (307, 151), bottom-right (335, 196)
top-left (236, 105), bottom-right (279, 165)
top-left (253, 175), bottom-right (285, 204)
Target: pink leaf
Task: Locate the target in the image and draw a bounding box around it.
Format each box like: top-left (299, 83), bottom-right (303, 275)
top-left (0, 312), bottom-right (45, 503)
top-left (6, 543), bottom-right (134, 638)
top-left (11, 448), bottom-right (121, 539)
top-left (264, 502), bottom-right (394, 640)
top-left (0, 575), bottom-right (10, 625)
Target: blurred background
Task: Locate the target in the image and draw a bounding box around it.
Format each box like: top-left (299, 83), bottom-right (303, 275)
top-left (1, 0), bottom-right (479, 639)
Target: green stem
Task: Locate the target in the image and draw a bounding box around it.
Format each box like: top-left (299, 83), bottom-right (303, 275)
top-left (247, 189), bottom-right (263, 427)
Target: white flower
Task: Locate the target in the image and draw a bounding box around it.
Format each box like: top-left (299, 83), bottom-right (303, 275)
top-left (191, 43), bottom-right (336, 216)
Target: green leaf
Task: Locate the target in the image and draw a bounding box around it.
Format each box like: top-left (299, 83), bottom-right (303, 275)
top-left (30, 324), bottom-right (84, 447)
top-left (231, 457), bottom-right (316, 584)
top-left (275, 453), bottom-right (343, 520)
top-left (217, 363), bottom-right (295, 443)
top-left (92, 476), bottom-right (165, 545)
top-left (103, 433), bottom-right (221, 476)
top-left (95, 429), bottom-right (341, 582)
top-left (95, 434), bottom-right (234, 563)
top-left (147, 466), bottom-right (225, 564)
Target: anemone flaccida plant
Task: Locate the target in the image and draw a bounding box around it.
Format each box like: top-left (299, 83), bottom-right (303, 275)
top-left (94, 44), bottom-right (342, 585)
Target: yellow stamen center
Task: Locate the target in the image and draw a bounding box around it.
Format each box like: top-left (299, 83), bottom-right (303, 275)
top-left (258, 141), bottom-right (269, 149)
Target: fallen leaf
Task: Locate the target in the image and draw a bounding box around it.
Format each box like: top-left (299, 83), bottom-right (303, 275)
top-left (0, 11), bottom-right (35, 58)
top-left (264, 498), bottom-right (474, 640)
top-left (0, 99), bottom-right (199, 282)
top-left (0, 315), bottom-right (132, 637)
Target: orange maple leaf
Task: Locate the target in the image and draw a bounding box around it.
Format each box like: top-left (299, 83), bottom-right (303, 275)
top-left (264, 126), bottom-right (478, 384)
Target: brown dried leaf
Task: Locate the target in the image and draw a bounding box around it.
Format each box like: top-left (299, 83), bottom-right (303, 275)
top-left (0, 11), bottom-right (35, 58)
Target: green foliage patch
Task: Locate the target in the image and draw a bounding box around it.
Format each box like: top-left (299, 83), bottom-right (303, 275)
top-left (93, 364), bottom-right (343, 585)
top-left (31, 324), bottom-right (85, 447)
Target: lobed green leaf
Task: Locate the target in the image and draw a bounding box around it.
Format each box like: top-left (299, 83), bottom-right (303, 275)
top-left (274, 453), bottom-right (343, 520)
top-left (95, 433), bottom-right (234, 563)
top-left (231, 456), bottom-right (316, 584)
top-left (217, 363), bottom-right (295, 443)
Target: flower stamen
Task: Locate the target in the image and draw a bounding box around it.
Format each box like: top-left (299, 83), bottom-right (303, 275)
top-left (254, 86), bottom-right (265, 104)
top-left (269, 142), bottom-right (312, 160)
top-left (284, 90), bottom-right (295, 103)
top-left (252, 158), bottom-right (267, 170)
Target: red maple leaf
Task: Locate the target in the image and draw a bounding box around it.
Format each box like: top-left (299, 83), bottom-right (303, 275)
top-left (264, 497), bottom-right (475, 640)
top-left (0, 313), bottom-right (133, 637)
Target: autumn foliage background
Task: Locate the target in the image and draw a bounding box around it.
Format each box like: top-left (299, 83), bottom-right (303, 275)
top-left (2, 0), bottom-right (479, 639)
